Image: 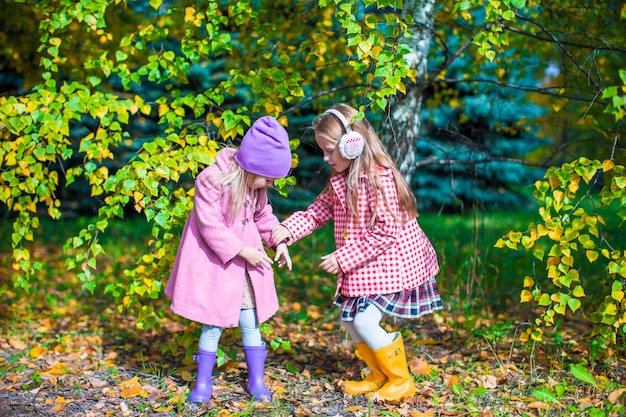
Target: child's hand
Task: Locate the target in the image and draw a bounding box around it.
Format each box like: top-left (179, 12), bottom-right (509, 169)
top-left (238, 246), bottom-right (273, 269)
top-left (274, 243), bottom-right (292, 271)
top-left (272, 225), bottom-right (294, 246)
top-left (319, 253), bottom-right (341, 275)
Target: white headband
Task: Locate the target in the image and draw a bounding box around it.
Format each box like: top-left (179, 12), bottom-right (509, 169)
top-left (323, 109), bottom-right (352, 132)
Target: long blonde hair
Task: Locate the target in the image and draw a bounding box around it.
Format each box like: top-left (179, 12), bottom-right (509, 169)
top-left (312, 103), bottom-right (418, 226)
top-left (208, 155), bottom-right (267, 225)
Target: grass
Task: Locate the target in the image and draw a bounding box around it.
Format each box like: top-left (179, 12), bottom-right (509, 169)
top-left (1, 205), bottom-right (626, 416)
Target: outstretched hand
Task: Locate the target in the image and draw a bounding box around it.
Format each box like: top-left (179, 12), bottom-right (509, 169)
top-left (274, 243), bottom-right (292, 271)
top-left (320, 253), bottom-right (341, 275)
top-left (271, 225), bottom-right (294, 246)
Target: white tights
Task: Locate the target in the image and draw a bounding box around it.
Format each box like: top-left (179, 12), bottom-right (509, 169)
top-left (341, 304), bottom-right (394, 350)
top-left (198, 308), bottom-right (262, 352)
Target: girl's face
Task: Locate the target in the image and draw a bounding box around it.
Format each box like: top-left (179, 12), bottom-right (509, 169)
top-left (316, 135), bottom-right (352, 173)
top-left (250, 175), bottom-right (276, 190)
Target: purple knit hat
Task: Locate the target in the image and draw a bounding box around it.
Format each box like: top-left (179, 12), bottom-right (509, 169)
top-left (234, 116), bottom-right (291, 178)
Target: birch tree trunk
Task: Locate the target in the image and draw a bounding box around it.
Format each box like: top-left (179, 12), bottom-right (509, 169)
top-left (380, 0), bottom-right (435, 184)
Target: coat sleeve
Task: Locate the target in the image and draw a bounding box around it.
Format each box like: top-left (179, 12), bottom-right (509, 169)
top-left (254, 194), bottom-right (281, 248)
top-left (193, 174), bottom-right (245, 264)
top-left (281, 189), bottom-right (334, 241)
top-left (334, 176), bottom-right (401, 273)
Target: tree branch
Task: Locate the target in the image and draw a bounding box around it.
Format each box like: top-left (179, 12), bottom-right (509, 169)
top-left (414, 156), bottom-right (549, 169)
top-left (439, 76), bottom-right (605, 104)
top-left (510, 13), bottom-right (626, 54)
top-left (512, 11), bottom-right (603, 92)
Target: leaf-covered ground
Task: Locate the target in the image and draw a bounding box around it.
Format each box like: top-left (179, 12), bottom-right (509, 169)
top-left (1, 237), bottom-right (626, 416)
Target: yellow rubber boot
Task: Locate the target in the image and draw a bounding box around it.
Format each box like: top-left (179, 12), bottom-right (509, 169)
top-left (372, 333), bottom-right (416, 402)
top-left (342, 343), bottom-right (387, 395)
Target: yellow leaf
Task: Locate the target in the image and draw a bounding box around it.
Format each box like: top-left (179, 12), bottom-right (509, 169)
top-left (553, 189), bottom-right (564, 202)
top-left (586, 250), bottom-right (599, 263)
top-left (121, 385), bottom-right (143, 399)
top-left (153, 406), bottom-right (174, 412)
top-left (520, 289), bottom-right (533, 303)
top-left (521, 235), bottom-right (534, 249)
top-left (603, 159), bottom-right (614, 172)
top-left (346, 406), bottom-right (366, 412)
top-left (51, 398), bottom-right (70, 412)
top-left (120, 376), bottom-right (142, 389)
top-left (548, 227), bottom-right (563, 241)
top-left (572, 285), bottom-right (585, 297)
top-left (30, 345), bottom-right (46, 359)
top-left (48, 362), bottom-right (69, 375)
top-left (411, 411), bottom-right (436, 417)
top-left (549, 176), bottom-right (561, 189)
top-left (523, 276), bottom-right (534, 288)
top-left (273, 385), bottom-right (287, 395)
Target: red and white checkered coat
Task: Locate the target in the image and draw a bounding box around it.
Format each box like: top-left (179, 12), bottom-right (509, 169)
top-left (281, 166), bottom-right (440, 297)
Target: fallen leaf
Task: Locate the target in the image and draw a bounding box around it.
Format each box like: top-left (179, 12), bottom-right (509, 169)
top-left (120, 401), bottom-right (132, 417)
top-left (411, 411), bottom-right (436, 417)
top-left (47, 361), bottom-right (69, 375)
top-left (410, 358), bottom-right (432, 375)
top-left (121, 385), bottom-right (143, 399)
top-left (527, 401), bottom-right (550, 410)
top-left (346, 406), bottom-right (365, 412)
top-left (89, 377), bottom-right (108, 388)
top-left (479, 374), bottom-right (498, 388)
top-left (30, 345), bottom-right (46, 359)
top-left (50, 396), bottom-right (71, 412)
top-left (443, 374), bottom-right (459, 387)
top-left (608, 388), bottom-right (626, 404)
top-left (8, 337), bottom-right (27, 350)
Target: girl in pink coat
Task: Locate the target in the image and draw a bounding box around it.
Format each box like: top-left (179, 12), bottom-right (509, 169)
top-left (272, 104), bottom-right (441, 403)
top-left (166, 116), bottom-right (292, 403)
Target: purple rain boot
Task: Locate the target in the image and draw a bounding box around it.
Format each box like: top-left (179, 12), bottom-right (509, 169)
top-left (188, 350), bottom-right (216, 403)
top-left (243, 344), bottom-right (272, 401)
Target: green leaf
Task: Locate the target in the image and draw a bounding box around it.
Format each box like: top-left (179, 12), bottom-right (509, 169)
top-left (532, 387), bottom-right (559, 403)
top-left (602, 86), bottom-right (618, 99)
top-left (570, 363), bottom-right (597, 386)
top-left (567, 297), bottom-right (581, 313)
top-left (538, 293), bottom-right (551, 306)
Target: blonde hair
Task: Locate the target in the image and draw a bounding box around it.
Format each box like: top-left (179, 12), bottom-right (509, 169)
top-left (312, 103), bottom-right (418, 226)
top-left (208, 154), bottom-right (267, 224)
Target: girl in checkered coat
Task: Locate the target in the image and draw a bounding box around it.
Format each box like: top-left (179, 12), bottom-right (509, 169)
top-left (272, 104), bottom-right (442, 403)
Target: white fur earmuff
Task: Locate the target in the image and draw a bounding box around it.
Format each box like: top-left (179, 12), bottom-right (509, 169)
top-left (323, 109), bottom-right (365, 160)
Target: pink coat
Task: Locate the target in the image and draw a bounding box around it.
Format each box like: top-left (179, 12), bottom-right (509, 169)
top-left (165, 148), bottom-right (280, 328)
top-left (281, 166), bottom-right (439, 297)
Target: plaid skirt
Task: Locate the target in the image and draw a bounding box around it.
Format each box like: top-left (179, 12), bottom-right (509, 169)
top-left (334, 277), bottom-right (442, 321)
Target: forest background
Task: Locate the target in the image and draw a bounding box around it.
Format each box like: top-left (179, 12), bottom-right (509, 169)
top-left (1, 0), bottom-right (626, 416)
